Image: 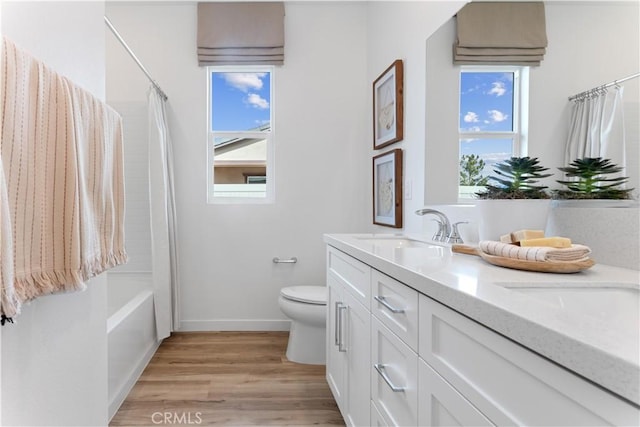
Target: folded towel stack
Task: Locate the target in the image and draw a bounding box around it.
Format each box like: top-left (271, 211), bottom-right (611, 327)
top-left (479, 240), bottom-right (592, 262)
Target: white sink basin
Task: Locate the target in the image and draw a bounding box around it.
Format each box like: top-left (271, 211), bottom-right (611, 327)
top-left (500, 283), bottom-right (640, 330)
top-left (351, 235), bottom-right (448, 268)
top-left (353, 235), bottom-right (436, 249)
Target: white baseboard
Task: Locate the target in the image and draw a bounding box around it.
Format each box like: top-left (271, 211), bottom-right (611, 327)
top-left (179, 319), bottom-right (291, 332)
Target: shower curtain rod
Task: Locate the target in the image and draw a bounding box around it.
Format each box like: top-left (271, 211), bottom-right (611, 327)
top-left (568, 72), bottom-right (640, 101)
top-left (104, 16), bottom-right (168, 101)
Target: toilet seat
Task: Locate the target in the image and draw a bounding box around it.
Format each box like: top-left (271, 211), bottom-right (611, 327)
top-left (280, 286), bottom-right (327, 305)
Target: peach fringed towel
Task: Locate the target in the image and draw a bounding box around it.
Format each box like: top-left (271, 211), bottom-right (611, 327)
top-left (479, 241), bottom-right (592, 263)
top-left (0, 37), bottom-right (127, 321)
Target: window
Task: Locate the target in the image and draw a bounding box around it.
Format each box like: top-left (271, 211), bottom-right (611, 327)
top-left (458, 66), bottom-right (529, 199)
top-left (207, 67), bottom-right (274, 203)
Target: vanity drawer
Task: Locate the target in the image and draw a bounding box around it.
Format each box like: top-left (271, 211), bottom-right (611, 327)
top-left (371, 317), bottom-right (418, 427)
top-left (371, 269), bottom-right (418, 352)
top-left (418, 294), bottom-right (639, 426)
top-left (327, 246), bottom-right (371, 308)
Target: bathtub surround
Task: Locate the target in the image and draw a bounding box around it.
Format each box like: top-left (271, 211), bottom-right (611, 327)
top-left (107, 272), bottom-right (158, 420)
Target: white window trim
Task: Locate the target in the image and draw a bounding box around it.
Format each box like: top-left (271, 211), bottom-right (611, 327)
top-left (206, 66), bottom-right (275, 204)
top-left (458, 66), bottom-right (530, 201)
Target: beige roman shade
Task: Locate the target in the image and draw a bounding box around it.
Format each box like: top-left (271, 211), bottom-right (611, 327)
top-left (197, 2), bottom-right (285, 66)
top-left (454, 2), bottom-right (547, 66)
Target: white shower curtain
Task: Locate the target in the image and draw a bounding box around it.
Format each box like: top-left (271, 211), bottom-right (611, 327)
top-left (148, 87), bottom-right (180, 340)
top-left (564, 86), bottom-right (626, 174)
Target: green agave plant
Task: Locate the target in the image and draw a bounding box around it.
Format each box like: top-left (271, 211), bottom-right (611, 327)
top-left (476, 157), bottom-right (552, 200)
top-left (555, 157), bottom-right (634, 200)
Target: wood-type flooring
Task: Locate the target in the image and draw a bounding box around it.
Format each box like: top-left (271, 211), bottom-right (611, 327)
top-left (110, 331), bottom-right (345, 426)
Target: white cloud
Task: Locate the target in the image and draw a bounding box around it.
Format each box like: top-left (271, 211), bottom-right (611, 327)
top-left (488, 81), bottom-right (506, 97)
top-left (464, 111), bottom-right (479, 123)
top-left (222, 73), bottom-right (267, 92)
top-left (246, 93), bottom-right (269, 109)
top-left (487, 109), bottom-right (508, 122)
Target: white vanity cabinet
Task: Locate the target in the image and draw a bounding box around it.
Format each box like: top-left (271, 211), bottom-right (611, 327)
top-left (418, 295), bottom-right (639, 426)
top-left (326, 247), bottom-right (371, 427)
top-left (326, 243), bottom-right (640, 427)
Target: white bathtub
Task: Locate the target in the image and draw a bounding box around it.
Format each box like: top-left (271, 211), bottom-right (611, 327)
top-left (107, 272), bottom-right (159, 421)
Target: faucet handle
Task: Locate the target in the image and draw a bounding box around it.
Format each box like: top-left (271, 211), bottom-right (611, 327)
top-left (446, 221), bottom-right (468, 244)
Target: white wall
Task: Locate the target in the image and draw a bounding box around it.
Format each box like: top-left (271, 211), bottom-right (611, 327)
top-left (1, 2), bottom-right (108, 426)
top-left (106, 2), bottom-right (370, 330)
top-left (366, 1), bottom-right (468, 232)
top-left (424, 1), bottom-right (640, 204)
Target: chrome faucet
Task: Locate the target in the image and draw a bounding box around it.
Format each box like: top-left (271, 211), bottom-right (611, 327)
top-left (415, 209), bottom-right (451, 242)
top-left (415, 208), bottom-right (467, 244)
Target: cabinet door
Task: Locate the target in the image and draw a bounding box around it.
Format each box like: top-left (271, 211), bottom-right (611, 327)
top-left (371, 316), bottom-right (418, 427)
top-left (419, 294), bottom-right (640, 426)
top-left (343, 290), bottom-right (371, 427)
top-left (418, 359), bottom-right (494, 427)
top-left (326, 274), bottom-right (347, 412)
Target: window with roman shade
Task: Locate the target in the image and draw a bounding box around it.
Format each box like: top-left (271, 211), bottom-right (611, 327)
top-left (197, 2), bottom-right (285, 66)
top-left (453, 2), bottom-right (548, 66)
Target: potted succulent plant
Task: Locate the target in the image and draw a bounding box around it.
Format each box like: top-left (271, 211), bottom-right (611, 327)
top-left (475, 156), bottom-right (552, 200)
top-left (475, 157), bottom-right (553, 241)
top-left (553, 157), bottom-right (635, 203)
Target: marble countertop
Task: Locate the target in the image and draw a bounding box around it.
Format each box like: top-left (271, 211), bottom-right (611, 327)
top-left (324, 233), bottom-right (640, 406)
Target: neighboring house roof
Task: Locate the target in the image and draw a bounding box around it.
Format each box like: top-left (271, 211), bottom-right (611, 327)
top-left (214, 124), bottom-right (270, 165)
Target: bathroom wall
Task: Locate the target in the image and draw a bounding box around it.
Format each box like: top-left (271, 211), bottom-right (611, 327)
top-left (365, 1), bottom-right (467, 233)
top-left (1, 2), bottom-right (109, 426)
top-left (106, 1), bottom-right (371, 330)
top-left (424, 1), bottom-right (640, 205)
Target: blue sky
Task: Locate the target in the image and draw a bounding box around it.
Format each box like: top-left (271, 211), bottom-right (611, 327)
top-left (211, 72), bottom-right (271, 132)
top-left (459, 72), bottom-right (515, 176)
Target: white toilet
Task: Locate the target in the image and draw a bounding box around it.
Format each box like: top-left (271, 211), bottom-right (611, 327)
top-left (278, 285), bottom-right (327, 365)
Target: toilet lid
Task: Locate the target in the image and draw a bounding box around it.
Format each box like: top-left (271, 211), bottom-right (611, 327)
top-left (280, 286), bottom-right (327, 305)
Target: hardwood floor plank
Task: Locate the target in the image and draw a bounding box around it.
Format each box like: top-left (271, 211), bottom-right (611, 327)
top-left (110, 332), bottom-right (344, 426)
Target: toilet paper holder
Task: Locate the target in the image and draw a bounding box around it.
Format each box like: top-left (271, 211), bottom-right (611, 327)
top-left (273, 257), bottom-right (298, 264)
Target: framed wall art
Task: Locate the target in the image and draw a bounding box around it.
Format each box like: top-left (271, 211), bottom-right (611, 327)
top-left (373, 59), bottom-right (403, 149)
top-left (373, 149), bottom-right (403, 228)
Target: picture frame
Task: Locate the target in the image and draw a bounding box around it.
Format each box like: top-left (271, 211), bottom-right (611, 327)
top-left (373, 59), bottom-right (404, 149)
top-left (373, 149), bottom-right (403, 228)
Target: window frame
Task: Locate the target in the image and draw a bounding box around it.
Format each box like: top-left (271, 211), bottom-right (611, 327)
top-left (458, 65), bottom-right (529, 200)
top-left (206, 65), bottom-right (275, 204)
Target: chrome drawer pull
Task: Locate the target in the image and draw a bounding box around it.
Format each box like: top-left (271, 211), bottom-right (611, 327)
top-left (338, 305), bottom-right (347, 352)
top-left (374, 295), bottom-right (405, 314)
top-left (334, 302), bottom-right (342, 346)
top-left (374, 363), bottom-right (405, 392)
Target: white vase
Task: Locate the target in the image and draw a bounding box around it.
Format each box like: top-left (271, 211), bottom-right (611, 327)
top-left (475, 199), bottom-right (552, 242)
